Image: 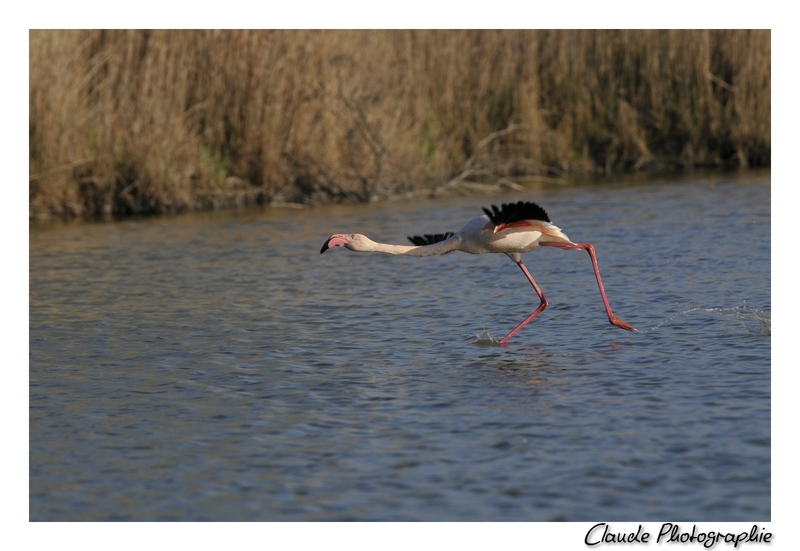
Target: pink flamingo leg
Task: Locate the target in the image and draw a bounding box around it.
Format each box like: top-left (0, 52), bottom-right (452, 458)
top-left (498, 261), bottom-right (549, 345)
top-left (540, 242), bottom-right (634, 331)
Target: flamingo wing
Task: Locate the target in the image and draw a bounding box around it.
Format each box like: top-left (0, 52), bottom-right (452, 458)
top-left (407, 232), bottom-right (456, 246)
top-left (482, 201), bottom-right (551, 226)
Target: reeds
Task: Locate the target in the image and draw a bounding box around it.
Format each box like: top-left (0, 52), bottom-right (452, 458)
top-left (29, 30), bottom-right (770, 219)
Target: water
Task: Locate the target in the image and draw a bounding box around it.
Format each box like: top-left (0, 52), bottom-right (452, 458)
top-left (29, 172), bottom-right (771, 521)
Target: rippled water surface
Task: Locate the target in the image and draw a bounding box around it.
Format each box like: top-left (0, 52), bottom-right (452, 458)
top-left (30, 173), bottom-right (770, 521)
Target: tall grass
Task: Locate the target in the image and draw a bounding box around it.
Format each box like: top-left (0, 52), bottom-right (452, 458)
top-left (29, 30), bottom-right (770, 219)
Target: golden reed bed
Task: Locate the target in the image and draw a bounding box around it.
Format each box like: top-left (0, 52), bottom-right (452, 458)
top-left (29, 30), bottom-right (770, 219)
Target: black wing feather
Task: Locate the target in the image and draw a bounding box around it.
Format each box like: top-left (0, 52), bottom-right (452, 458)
top-left (482, 201), bottom-right (550, 225)
top-left (407, 232), bottom-right (455, 246)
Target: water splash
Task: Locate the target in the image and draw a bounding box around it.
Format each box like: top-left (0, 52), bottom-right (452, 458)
top-left (472, 329), bottom-right (500, 346)
top-left (640, 302), bottom-right (770, 336)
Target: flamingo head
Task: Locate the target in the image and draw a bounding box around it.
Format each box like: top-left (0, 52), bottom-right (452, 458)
top-left (320, 233), bottom-right (372, 253)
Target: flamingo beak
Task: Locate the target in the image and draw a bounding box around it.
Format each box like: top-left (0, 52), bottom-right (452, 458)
top-left (320, 234), bottom-right (351, 253)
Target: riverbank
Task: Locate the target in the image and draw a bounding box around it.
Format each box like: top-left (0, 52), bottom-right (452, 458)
top-left (29, 30), bottom-right (770, 221)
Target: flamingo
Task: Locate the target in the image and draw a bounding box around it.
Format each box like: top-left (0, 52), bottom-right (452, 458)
top-left (320, 201), bottom-right (634, 344)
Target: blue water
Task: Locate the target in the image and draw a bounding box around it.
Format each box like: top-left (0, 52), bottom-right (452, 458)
top-left (29, 172), bottom-right (770, 521)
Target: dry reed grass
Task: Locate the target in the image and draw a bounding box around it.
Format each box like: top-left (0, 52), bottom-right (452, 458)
top-left (29, 30), bottom-right (770, 219)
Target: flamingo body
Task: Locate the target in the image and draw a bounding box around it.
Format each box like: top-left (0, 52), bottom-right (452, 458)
top-left (320, 201), bottom-right (633, 344)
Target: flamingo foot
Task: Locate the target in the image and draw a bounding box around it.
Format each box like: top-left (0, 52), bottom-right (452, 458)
top-left (610, 317), bottom-right (635, 331)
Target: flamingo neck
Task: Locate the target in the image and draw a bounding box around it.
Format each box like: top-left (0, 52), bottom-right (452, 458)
top-left (369, 242), bottom-right (417, 255)
top-left (360, 237), bottom-right (459, 257)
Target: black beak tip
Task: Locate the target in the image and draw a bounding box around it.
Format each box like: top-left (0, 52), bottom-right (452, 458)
top-left (320, 241), bottom-right (330, 254)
